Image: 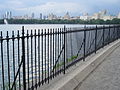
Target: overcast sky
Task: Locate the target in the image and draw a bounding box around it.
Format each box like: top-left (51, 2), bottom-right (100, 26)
top-left (0, 0), bottom-right (120, 16)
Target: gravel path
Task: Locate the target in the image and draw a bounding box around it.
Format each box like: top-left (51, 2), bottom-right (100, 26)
top-left (78, 46), bottom-right (120, 90)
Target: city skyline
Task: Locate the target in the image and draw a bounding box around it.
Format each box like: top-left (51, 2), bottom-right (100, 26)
top-left (2, 10), bottom-right (120, 21)
top-left (0, 0), bottom-right (120, 17)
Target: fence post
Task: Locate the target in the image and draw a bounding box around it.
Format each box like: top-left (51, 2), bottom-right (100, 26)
top-left (22, 26), bottom-right (26, 90)
top-left (1, 32), bottom-right (5, 90)
top-left (95, 25), bottom-right (97, 53)
top-left (102, 25), bottom-right (105, 47)
top-left (83, 26), bottom-right (86, 61)
top-left (108, 25), bottom-right (110, 44)
top-left (117, 25), bottom-right (119, 39)
top-left (63, 25), bottom-right (66, 74)
top-left (119, 25), bottom-right (120, 38)
top-left (113, 25), bottom-right (115, 41)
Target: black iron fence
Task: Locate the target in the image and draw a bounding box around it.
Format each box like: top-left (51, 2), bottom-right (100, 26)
top-left (0, 25), bottom-right (120, 90)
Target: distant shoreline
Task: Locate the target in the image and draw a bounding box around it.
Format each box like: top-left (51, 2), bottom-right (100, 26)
top-left (0, 18), bottom-right (120, 24)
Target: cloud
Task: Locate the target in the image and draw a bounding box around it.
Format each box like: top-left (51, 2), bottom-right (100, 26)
top-left (98, 0), bottom-right (119, 3)
top-left (83, 0), bottom-right (119, 4)
top-left (0, 0), bottom-right (119, 16)
top-left (15, 2), bottom-right (91, 15)
top-left (0, 5), bottom-right (4, 8)
top-left (5, 0), bottom-right (25, 9)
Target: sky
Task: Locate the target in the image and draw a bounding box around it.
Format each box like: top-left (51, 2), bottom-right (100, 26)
top-left (0, 0), bottom-right (120, 17)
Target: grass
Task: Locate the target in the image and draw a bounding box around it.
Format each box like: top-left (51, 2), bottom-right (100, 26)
top-left (66, 55), bottom-right (78, 63)
top-left (55, 55), bottom-right (78, 69)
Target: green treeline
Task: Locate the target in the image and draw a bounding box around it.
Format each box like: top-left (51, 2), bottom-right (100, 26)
top-left (0, 18), bottom-right (120, 24)
top-left (0, 19), bottom-right (4, 24)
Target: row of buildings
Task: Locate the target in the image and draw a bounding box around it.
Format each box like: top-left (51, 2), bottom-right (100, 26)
top-left (1, 10), bottom-right (120, 21)
top-left (48, 10), bottom-right (120, 21)
top-left (80, 10), bottom-right (120, 21)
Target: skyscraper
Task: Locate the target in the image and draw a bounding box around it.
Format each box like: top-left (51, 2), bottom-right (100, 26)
top-left (40, 13), bottom-right (42, 20)
top-left (5, 11), bottom-right (8, 19)
top-left (32, 13), bottom-right (35, 19)
top-left (43, 15), bottom-right (46, 20)
top-left (9, 11), bottom-right (12, 19)
top-left (7, 12), bottom-right (9, 19)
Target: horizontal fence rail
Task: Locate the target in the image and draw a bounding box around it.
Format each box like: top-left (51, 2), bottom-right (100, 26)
top-left (0, 25), bottom-right (120, 90)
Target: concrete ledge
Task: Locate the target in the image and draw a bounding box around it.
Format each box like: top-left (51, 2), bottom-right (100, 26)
top-left (44, 39), bottom-right (120, 90)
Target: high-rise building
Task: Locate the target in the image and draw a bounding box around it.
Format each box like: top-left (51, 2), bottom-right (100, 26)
top-left (40, 13), bottom-right (42, 20)
top-left (7, 12), bottom-right (9, 19)
top-left (5, 12), bottom-right (7, 18)
top-left (9, 11), bottom-right (12, 19)
top-left (31, 13), bottom-right (35, 19)
top-left (43, 15), bottom-right (47, 20)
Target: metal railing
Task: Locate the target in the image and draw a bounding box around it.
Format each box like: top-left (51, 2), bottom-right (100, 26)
top-left (0, 25), bottom-right (120, 90)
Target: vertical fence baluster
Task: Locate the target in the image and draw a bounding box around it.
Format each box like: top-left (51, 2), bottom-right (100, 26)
top-left (12, 31), bottom-right (16, 90)
top-left (66, 28), bottom-right (68, 66)
top-left (102, 25), bottom-right (105, 47)
top-left (108, 25), bottom-right (110, 44)
top-left (34, 30), bottom-right (37, 88)
top-left (50, 29), bottom-right (52, 79)
top-left (59, 28), bottom-right (62, 73)
top-left (57, 28), bottom-right (60, 74)
top-left (44, 29), bottom-right (47, 82)
top-left (113, 25), bottom-right (115, 40)
top-left (1, 31), bottom-right (5, 90)
top-left (114, 25), bottom-right (116, 40)
top-left (38, 29), bottom-right (41, 86)
top-left (115, 25), bottom-right (116, 40)
top-left (113, 25), bottom-right (115, 41)
top-left (62, 28), bottom-right (64, 69)
top-left (111, 26), bottom-right (113, 42)
top-left (119, 26), bottom-right (120, 38)
top-left (83, 26), bottom-right (86, 61)
top-left (117, 25), bottom-right (119, 39)
top-left (118, 25), bottom-right (120, 38)
top-left (115, 25), bottom-right (117, 40)
top-left (52, 29), bottom-right (55, 77)
top-left (6, 31), bottom-right (10, 90)
top-left (41, 29), bottom-right (44, 84)
top-left (95, 25), bottom-right (97, 53)
top-left (26, 30), bottom-right (29, 89)
top-left (64, 26), bottom-right (66, 74)
top-left (17, 30), bottom-right (21, 90)
top-left (47, 29), bottom-right (50, 83)
top-left (87, 31), bottom-right (90, 55)
top-left (55, 29), bottom-right (57, 76)
top-left (116, 25), bottom-right (118, 39)
top-left (22, 26), bottom-right (26, 90)
top-left (30, 30), bottom-right (33, 89)
top-left (90, 30), bottom-right (93, 53)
